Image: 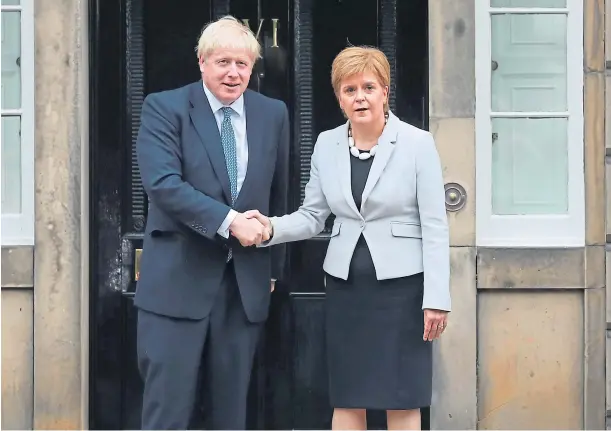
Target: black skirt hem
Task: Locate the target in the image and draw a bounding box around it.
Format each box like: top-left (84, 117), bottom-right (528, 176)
top-left (329, 401), bottom-right (432, 411)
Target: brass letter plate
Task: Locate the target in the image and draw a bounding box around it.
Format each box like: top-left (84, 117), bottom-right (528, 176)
top-left (135, 248), bottom-right (142, 281)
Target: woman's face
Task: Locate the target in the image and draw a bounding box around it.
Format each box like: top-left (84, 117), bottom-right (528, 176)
top-left (337, 72), bottom-right (388, 126)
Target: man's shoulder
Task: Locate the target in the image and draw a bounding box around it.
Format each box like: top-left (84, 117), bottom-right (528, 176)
top-left (144, 81), bottom-right (198, 108)
top-left (140, 82), bottom-right (202, 125)
top-left (244, 89), bottom-right (287, 114)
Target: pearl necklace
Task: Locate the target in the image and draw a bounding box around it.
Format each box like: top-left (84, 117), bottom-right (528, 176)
top-left (347, 115), bottom-right (388, 160)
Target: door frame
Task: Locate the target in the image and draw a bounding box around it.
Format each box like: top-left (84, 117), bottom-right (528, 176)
top-left (80, 0), bottom-right (454, 428)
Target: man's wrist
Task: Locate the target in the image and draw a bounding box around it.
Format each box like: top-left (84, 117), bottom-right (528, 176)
top-left (218, 209), bottom-right (239, 238)
top-left (227, 210), bottom-right (240, 228)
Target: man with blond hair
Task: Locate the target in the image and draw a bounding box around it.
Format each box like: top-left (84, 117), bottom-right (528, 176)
top-left (134, 15), bottom-right (289, 429)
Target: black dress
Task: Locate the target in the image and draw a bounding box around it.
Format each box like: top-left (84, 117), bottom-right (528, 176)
top-left (324, 154), bottom-right (432, 410)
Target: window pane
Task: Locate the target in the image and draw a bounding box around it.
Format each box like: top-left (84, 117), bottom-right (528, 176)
top-left (2, 116), bottom-right (21, 214)
top-left (1, 11), bottom-right (21, 109)
top-left (492, 118), bottom-right (568, 215)
top-left (491, 0), bottom-right (566, 7)
top-left (491, 14), bottom-right (567, 112)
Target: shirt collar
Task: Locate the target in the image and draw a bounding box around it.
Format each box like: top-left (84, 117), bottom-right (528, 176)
top-left (202, 81), bottom-right (244, 117)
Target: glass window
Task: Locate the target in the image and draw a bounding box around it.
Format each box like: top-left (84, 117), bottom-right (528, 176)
top-left (2, 116), bottom-right (22, 214)
top-left (2, 11), bottom-right (22, 109)
top-left (1, 0), bottom-right (33, 245)
top-left (491, 0), bottom-right (566, 7)
top-left (491, 117), bottom-right (568, 215)
top-left (476, 0), bottom-right (583, 247)
top-left (491, 14), bottom-right (567, 112)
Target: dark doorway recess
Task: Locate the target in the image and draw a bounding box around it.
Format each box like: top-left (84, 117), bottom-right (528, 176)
top-left (88, 0), bottom-right (429, 428)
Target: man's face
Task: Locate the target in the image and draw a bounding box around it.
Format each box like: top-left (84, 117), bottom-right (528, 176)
top-left (199, 47), bottom-right (254, 105)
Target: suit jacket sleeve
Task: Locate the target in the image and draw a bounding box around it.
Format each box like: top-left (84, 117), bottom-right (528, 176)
top-left (136, 93), bottom-right (231, 239)
top-left (264, 133), bottom-right (331, 246)
top-left (416, 132), bottom-right (451, 312)
top-left (269, 103), bottom-right (291, 281)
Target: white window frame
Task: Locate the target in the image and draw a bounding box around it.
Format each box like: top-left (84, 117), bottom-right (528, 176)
top-left (1, 0), bottom-right (35, 246)
top-left (475, 0), bottom-right (584, 247)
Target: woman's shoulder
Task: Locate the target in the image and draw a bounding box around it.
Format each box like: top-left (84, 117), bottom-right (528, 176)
top-left (388, 116), bottom-right (440, 161)
top-left (392, 115), bottom-right (431, 142)
top-left (312, 122), bottom-right (347, 152)
top-left (318, 122), bottom-right (347, 141)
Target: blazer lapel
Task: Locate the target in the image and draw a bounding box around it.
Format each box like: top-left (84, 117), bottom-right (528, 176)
top-left (360, 111), bottom-right (400, 208)
top-left (336, 122), bottom-right (362, 217)
top-left (235, 90), bottom-right (262, 206)
top-left (188, 82), bottom-right (232, 204)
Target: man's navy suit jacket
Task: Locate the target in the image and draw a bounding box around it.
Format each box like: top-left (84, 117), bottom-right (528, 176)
top-left (134, 81), bottom-right (289, 322)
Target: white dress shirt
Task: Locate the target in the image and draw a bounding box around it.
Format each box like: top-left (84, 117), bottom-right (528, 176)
top-left (202, 83), bottom-right (248, 238)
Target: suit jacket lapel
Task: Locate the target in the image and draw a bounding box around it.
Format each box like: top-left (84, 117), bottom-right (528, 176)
top-left (361, 112), bottom-right (399, 208)
top-left (235, 90), bottom-right (262, 207)
top-left (188, 81), bottom-right (232, 204)
top-left (336, 122), bottom-right (361, 217)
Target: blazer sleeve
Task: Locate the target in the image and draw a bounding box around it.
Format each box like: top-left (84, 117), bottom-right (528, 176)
top-left (416, 132), bottom-right (451, 312)
top-left (263, 134), bottom-right (332, 246)
top-left (136, 93), bottom-right (231, 239)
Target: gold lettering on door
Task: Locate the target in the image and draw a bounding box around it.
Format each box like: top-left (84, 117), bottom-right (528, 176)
top-left (241, 18), bottom-right (280, 48)
top-left (271, 18), bottom-right (279, 48)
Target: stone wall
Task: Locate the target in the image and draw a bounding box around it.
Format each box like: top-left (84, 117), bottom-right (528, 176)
top-left (605, 0), bottom-right (611, 426)
top-left (1, 0), bottom-right (89, 429)
top-left (429, 1), bottom-right (607, 429)
top-left (32, 0), bottom-right (89, 427)
top-left (1, 247), bottom-right (34, 430)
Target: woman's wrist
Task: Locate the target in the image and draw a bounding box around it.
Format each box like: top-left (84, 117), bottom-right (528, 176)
top-left (267, 218), bottom-right (274, 238)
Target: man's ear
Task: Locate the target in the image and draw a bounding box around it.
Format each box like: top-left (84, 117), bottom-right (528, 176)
top-left (198, 56), bottom-right (206, 72)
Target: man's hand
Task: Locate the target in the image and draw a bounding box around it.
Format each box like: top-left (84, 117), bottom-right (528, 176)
top-left (423, 309), bottom-right (448, 341)
top-left (229, 213), bottom-right (269, 246)
top-left (270, 279), bottom-right (276, 292)
top-left (243, 210), bottom-right (272, 239)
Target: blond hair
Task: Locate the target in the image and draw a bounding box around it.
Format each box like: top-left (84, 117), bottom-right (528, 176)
top-left (195, 15), bottom-right (261, 61)
top-left (331, 46), bottom-right (391, 112)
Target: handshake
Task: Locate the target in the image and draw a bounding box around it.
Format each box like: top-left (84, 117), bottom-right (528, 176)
top-left (228, 209), bottom-right (272, 246)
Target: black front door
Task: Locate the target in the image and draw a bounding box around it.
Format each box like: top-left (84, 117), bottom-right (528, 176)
top-left (89, 0), bottom-right (428, 429)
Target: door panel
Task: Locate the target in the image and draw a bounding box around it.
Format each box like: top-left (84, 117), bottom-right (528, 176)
top-left (90, 0), bottom-right (429, 429)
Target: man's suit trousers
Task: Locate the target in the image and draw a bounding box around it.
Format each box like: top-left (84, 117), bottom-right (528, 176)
top-left (137, 261), bottom-right (263, 430)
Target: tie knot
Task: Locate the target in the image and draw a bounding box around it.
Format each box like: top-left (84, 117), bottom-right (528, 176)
top-left (221, 107), bottom-right (233, 119)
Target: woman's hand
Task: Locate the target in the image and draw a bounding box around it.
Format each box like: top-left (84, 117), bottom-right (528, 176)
top-left (243, 209), bottom-right (273, 238)
top-left (423, 309), bottom-right (448, 341)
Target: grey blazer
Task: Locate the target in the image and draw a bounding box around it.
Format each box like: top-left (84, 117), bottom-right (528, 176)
top-left (264, 111), bottom-right (451, 311)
